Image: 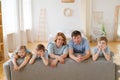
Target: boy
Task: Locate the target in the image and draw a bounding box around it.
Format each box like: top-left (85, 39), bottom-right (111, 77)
top-left (29, 44), bottom-right (49, 66)
top-left (92, 36), bottom-right (111, 61)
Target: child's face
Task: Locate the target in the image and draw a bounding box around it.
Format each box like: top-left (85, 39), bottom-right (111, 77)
top-left (18, 49), bottom-right (26, 58)
top-left (36, 50), bottom-right (44, 56)
top-left (98, 40), bottom-right (107, 48)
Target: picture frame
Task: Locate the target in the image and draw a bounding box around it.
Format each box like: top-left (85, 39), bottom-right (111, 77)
top-left (62, 0), bottom-right (74, 3)
top-left (64, 8), bottom-right (73, 16)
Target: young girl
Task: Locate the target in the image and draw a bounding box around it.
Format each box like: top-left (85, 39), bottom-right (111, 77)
top-left (12, 45), bottom-right (31, 71)
top-left (92, 36), bottom-right (111, 61)
top-left (29, 44), bottom-right (49, 66)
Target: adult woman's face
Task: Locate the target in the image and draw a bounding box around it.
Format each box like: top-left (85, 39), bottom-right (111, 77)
top-left (56, 36), bottom-right (64, 47)
top-left (72, 35), bottom-right (82, 44)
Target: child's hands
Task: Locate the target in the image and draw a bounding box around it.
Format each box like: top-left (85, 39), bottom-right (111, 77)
top-left (97, 45), bottom-right (102, 51)
top-left (40, 53), bottom-right (44, 57)
top-left (102, 46), bottom-right (106, 52)
top-left (14, 65), bottom-right (19, 71)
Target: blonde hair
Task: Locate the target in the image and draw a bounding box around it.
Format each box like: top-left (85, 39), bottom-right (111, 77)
top-left (14, 45), bottom-right (27, 58)
top-left (54, 32), bottom-right (67, 45)
top-left (18, 45), bottom-right (27, 51)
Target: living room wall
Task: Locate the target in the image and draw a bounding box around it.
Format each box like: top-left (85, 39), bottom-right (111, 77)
top-left (92, 0), bottom-right (120, 41)
top-left (32, 0), bottom-right (83, 38)
top-left (32, 0), bottom-right (120, 41)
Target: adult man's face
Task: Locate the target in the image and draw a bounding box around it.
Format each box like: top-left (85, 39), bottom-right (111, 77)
top-left (72, 35), bottom-right (82, 44)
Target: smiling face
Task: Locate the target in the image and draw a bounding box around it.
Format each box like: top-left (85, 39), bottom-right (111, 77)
top-left (56, 36), bottom-right (64, 47)
top-left (97, 36), bottom-right (108, 49)
top-left (98, 40), bottom-right (107, 49)
top-left (36, 50), bottom-right (44, 57)
top-left (72, 35), bottom-right (82, 44)
top-left (17, 49), bottom-right (26, 58)
top-left (35, 44), bottom-right (45, 57)
top-left (71, 30), bottom-right (82, 44)
top-left (55, 32), bottom-right (66, 47)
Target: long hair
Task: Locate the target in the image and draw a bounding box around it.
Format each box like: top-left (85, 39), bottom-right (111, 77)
top-left (54, 32), bottom-right (67, 45)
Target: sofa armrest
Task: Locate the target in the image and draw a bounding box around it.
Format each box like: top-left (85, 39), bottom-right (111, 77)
top-left (3, 59), bottom-right (12, 80)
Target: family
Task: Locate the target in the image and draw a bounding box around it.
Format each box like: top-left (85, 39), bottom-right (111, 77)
top-left (12, 30), bottom-right (111, 71)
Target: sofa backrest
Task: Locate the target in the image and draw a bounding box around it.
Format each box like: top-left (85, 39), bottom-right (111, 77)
top-left (9, 58), bottom-right (115, 80)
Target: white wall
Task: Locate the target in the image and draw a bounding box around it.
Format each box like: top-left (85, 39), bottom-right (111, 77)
top-left (32, 0), bottom-right (83, 37)
top-left (92, 0), bottom-right (120, 41)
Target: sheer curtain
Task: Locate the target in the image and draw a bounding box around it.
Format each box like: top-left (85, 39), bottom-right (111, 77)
top-left (2, 0), bottom-right (33, 58)
top-left (2, 0), bottom-right (21, 58)
top-left (2, 0), bottom-right (92, 59)
top-left (80, 0), bottom-right (92, 38)
top-left (22, 0), bottom-right (33, 43)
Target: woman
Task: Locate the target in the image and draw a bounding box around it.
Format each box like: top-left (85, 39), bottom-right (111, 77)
top-left (47, 32), bottom-right (68, 67)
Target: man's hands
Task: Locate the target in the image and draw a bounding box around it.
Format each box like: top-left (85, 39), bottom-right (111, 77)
top-left (74, 55), bottom-right (85, 62)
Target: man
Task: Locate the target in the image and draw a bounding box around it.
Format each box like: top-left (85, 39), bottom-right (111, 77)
top-left (68, 30), bottom-right (91, 62)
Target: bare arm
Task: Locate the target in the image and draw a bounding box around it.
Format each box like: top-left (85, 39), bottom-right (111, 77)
top-left (60, 53), bottom-right (68, 59)
top-left (41, 56), bottom-right (49, 66)
top-left (49, 53), bottom-right (60, 59)
top-left (29, 54), bottom-right (36, 64)
top-left (102, 50), bottom-right (111, 61)
top-left (49, 53), bottom-right (63, 63)
top-left (69, 49), bottom-right (79, 62)
top-left (18, 55), bottom-right (30, 70)
top-left (92, 50), bottom-right (100, 61)
top-left (80, 50), bottom-right (91, 62)
top-left (12, 54), bottom-right (18, 67)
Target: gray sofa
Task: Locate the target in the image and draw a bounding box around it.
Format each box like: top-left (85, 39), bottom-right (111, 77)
top-left (3, 57), bottom-right (117, 80)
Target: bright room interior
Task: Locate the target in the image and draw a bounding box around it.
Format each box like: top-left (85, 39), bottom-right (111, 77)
top-left (0, 0), bottom-right (120, 80)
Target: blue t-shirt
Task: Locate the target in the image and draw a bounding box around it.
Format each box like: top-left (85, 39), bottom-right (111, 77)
top-left (92, 46), bottom-right (110, 56)
top-left (68, 38), bottom-right (90, 54)
top-left (47, 42), bottom-right (68, 55)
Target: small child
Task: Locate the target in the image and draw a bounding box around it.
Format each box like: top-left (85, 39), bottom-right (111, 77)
top-left (12, 45), bottom-right (31, 71)
top-left (29, 44), bottom-right (49, 66)
top-left (92, 36), bottom-right (111, 61)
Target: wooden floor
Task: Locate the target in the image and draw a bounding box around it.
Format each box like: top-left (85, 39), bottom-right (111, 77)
top-left (0, 41), bottom-right (120, 80)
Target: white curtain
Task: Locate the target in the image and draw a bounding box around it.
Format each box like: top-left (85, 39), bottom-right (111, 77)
top-left (21, 0), bottom-right (33, 43)
top-left (80, 0), bottom-right (92, 38)
top-left (2, 0), bottom-right (92, 59)
top-left (2, 0), bottom-right (33, 58)
top-left (2, 0), bottom-right (21, 58)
